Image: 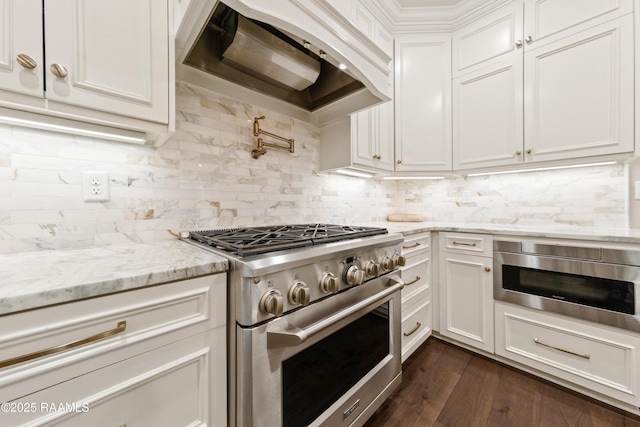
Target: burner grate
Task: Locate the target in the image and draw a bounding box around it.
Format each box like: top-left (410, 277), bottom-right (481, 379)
top-left (188, 224), bottom-right (387, 256)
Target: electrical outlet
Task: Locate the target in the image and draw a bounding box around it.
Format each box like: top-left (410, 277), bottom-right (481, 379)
top-left (82, 172), bottom-right (110, 201)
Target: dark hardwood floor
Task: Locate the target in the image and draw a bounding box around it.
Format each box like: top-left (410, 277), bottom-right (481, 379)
top-left (365, 338), bottom-right (640, 427)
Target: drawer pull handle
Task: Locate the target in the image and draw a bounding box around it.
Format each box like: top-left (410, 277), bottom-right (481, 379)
top-left (402, 242), bottom-right (421, 249)
top-left (403, 276), bottom-right (421, 287)
top-left (534, 338), bottom-right (590, 359)
top-left (403, 322), bottom-right (422, 337)
top-left (0, 321), bottom-right (127, 369)
top-left (452, 241), bottom-right (477, 247)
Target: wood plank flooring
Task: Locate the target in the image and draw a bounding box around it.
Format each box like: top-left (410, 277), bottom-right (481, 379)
top-left (364, 338), bottom-right (640, 427)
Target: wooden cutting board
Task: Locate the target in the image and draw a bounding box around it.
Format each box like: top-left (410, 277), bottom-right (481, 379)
top-left (387, 214), bottom-right (425, 222)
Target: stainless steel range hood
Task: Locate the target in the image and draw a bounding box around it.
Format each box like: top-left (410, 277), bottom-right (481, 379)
top-left (219, 14), bottom-right (321, 91)
top-left (175, 0), bottom-right (392, 125)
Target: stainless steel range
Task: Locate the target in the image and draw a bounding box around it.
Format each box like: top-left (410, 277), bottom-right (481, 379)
top-left (184, 224), bottom-right (405, 427)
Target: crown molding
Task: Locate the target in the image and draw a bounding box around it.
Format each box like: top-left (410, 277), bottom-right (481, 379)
top-left (368, 0), bottom-right (512, 33)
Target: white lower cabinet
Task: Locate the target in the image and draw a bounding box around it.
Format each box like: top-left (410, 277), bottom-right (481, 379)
top-left (495, 301), bottom-right (640, 408)
top-left (400, 232), bottom-right (432, 362)
top-left (438, 232), bottom-right (494, 353)
top-left (0, 274), bottom-right (227, 427)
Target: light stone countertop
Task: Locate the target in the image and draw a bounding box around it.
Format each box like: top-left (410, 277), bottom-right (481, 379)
top-left (379, 221), bottom-right (640, 245)
top-left (0, 240), bottom-right (228, 316)
top-left (2, 223), bottom-right (639, 317)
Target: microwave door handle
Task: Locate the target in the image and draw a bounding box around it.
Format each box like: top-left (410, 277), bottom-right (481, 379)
top-left (267, 275), bottom-right (404, 348)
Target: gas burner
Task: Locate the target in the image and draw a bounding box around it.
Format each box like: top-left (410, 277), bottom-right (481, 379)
top-left (188, 223), bottom-right (388, 256)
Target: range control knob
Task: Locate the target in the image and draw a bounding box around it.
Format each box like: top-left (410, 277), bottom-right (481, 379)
top-left (319, 272), bottom-right (339, 294)
top-left (364, 260), bottom-right (380, 277)
top-left (345, 265), bottom-right (366, 286)
top-left (392, 253), bottom-right (407, 268)
top-left (288, 281), bottom-right (311, 306)
top-left (380, 256), bottom-right (396, 271)
top-left (260, 289), bottom-right (284, 316)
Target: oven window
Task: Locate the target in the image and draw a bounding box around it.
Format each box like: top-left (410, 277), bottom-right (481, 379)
top-left (503, 265), bottom-right (634, 314)
top-left (282, 302), bottom-right (390, 427)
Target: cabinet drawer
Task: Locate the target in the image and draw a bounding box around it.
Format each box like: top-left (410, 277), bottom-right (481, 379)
top-left (0, 274), bottom-right (225, 402)
top-left (440, 232), bottom-right (493, 256)
top-left (2, 328), bottom-right (225, 427)
top-left (401, 288), bottom-right (432, 363)
top-left (495, 302), bottom-right (640, 406)
top-left (401, 232), bottom-right (430, 256)
top-left (401, 254), bottom-right (429, 302)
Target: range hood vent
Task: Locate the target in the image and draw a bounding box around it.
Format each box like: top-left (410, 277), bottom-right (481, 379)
top-left (183, 2), bottom-right (365, 112)
top-left (221, 14), bottom-right (320, 91)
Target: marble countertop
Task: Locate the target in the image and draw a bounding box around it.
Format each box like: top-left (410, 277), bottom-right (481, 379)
top-left (0, 240), bottom-right (228, 316)
top-left (379, 221), bottom-right (640, 245)
top-left (1, 222), bottom-right (639, 317)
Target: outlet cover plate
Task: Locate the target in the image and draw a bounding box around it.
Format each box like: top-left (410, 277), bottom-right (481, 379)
top-left (82, 171), bottom-right (110, 201)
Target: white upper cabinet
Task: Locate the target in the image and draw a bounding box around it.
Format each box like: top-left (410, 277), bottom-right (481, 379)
top-left (524, 14), bottom-right (634, 163)
top-left (351, 0), bottom-right (394, 173)
top-left (452, 0), bottom-right (634, 171)
top-left (319, 0), bottom-right (395, 175)
top-left (395, 33), bottom-right (452, 173)
top-left (0, 0), bottom-right (43, 98)
top-left (453, 2), bottom-right (524, 170)
top-left (0, 0), bottom-right (173, 144)
top-left (44, 0), bottom-right (169, 124)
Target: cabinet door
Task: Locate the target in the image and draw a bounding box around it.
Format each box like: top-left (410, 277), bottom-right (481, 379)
top-left (439, 252), bottom-right (494, 352)
top-left (453, 58), bottom-right (523, 170)
top-left (395, 33), bottom-right (452, 172)
top-left (351, 109), bottom-right (377, 169)
top-left (0, 0), bottom-right (43, 97)
top-left (524, 15), bottom-right (634, 163)
top-left (44, 0), bottom-right (169, 123)
top-left (452, 1), bottom-right (523, 77)
top-left (524, 0), bottom-right (633, 48)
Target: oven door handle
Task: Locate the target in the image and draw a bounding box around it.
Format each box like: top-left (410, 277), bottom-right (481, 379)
top-left (267, 275), bottom-right (404, 348)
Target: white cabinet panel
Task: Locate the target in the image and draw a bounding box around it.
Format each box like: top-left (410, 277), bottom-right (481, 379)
top-left (524, 15), bottom-right (634, 162)
top-left (395, 33), bottom-right (452, 172)
top-left (495, 302), bottom-right (640, 408)
top-left (452, 0), bottom-right (634, 171)
top-left (439, 232), bottom-right (494, 353)
top-left (0, 274), bottom-right (226, 427)
top-left (400, 232), bottom-right (432, 361)
top-left (453, 59), bottom-right (523, 169)
top-left (453, 2), bottom-right (523, 77)
top-left (44, 0), bottom-right (169, 123)
top-left (0, 0), bottom-right (43, 97)
top-left (524, 0), bottom-right (633, 44)
top-left (5, 329), bottom-right (225, 427)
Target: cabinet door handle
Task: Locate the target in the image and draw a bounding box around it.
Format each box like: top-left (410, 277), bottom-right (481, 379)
top-left (0, 321), bottom-right (127, 369)
top-left (525, 35), bottom-right (533, 44)
top-left (403, 322), bottom-right (422, 337)
top-left (403, 276), bottom-right (421, 287)
top-left (526, 149), bottom-right (532, 154)
top-left (396, 160), bottom-right (402, 164)
top-left (50, 63), bottom-right (68, 78)
top-left (452, 241), bottom-right (477, 247)
top-left (515, 150), bottom-right (522, 156)
top-left (16, 53), bottom-right (37, 69)
top-left (484, 266), bottom-right (491, 272)
top-left (534, 338), bottom-right (590, 359)
top-left (402, 242), bottom-right (421, 249)
top-left (515, 39), bottom-right (523, 48)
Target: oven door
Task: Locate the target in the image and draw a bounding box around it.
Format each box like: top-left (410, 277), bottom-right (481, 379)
top-left (236, 275), bottom-right (403, 427)
top-left (494, 252), bottom-right (640, 332)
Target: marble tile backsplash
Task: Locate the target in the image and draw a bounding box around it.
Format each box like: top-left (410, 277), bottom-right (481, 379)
top-left (0, 81), bottom-right (629, 253)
